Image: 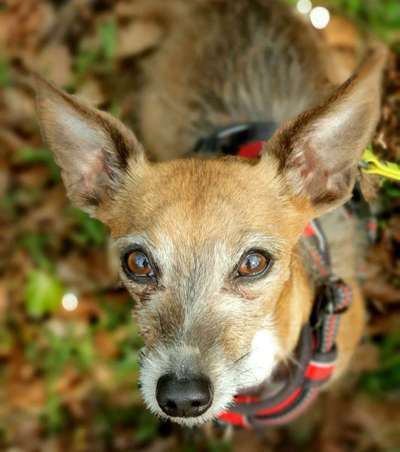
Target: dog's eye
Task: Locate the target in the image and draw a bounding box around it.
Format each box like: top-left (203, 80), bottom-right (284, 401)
top-left (123, 250), bottom-right (155, 281)
top-left (237, 251), bottom-right (271, 278)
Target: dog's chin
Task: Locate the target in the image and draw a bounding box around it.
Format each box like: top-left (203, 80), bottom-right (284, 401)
top-left (154, 409), bottom-right (221, 428)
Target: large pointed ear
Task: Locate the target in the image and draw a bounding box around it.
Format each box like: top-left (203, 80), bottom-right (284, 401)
top-left (264, 46), bottom-right (387, 215)
top-left (34, 75), bottom-right (145, 217)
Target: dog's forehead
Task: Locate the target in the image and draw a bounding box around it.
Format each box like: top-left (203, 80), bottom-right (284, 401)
top-left (109, 157), bottom-right (304, 242)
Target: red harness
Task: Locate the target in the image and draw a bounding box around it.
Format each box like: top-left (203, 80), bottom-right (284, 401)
top-left (193, 124), bottom-right (353, 428)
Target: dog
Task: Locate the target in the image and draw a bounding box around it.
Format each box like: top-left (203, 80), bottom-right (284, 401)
top-left (35, 0), bottom-right (386, 429)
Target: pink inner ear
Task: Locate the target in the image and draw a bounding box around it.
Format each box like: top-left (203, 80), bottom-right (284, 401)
top-left (81, 149), bottom-right (107, 198)
top-left (299, 143), bottom-right (319, 180)
top-left (70, 147), bottom-right (121, 207)
top-left (288, 139), bottom-right (354, 207)
top-left (301, 143), bottom-right (331, 194)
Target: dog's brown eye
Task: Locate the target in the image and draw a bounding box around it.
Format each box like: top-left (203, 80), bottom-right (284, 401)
top-left (238, 252), bottom-right (271, 277)
top-left (124, 250), bottom-right (155, 280)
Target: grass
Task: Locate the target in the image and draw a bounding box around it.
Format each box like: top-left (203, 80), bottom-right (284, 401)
top-left (73, 18), bottom-right (118, 82)
top-left (287, 0), bottom-right (400, 45)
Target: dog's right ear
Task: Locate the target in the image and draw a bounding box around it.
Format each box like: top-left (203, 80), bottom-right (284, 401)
top-left (263, 45), bottom-right (387, 216)
top-left (35, 75), bottom-right (145, 217)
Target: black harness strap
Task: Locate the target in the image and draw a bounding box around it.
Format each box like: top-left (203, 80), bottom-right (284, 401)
top-left (193, 122), bottom-right (277, 155)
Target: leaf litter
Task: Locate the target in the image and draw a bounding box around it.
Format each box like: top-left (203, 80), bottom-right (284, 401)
top-left (0, 1), bottom-right (399, 451)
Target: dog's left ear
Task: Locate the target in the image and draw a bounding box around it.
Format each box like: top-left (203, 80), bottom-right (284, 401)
top-left (264, 45), bottom-right (387, 215)
top-left (34, 75), bottom-right (145, 218)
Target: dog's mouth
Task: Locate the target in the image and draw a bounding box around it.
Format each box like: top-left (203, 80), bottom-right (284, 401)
top-left (138, 335), bottom-right (282, 426)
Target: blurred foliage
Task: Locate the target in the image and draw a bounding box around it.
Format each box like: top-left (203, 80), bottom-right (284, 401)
top-left (25, 269), bottom-right (64, 318)
top-left (74, 19), bottom-right (118, 82)
top-left (0, 55), bottom-right (11, 86)
top-left (360, 332), bottom-right (400, 395)
top-left (66, 208), bottom-right (108, 248)
top-left (329, 0), bottom-right (400, 44)
top-left (287, 0), bottom-right (400, 45)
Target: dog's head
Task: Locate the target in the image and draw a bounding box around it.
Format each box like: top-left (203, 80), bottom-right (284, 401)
top-left (35, 48), bottom-right (385, 426)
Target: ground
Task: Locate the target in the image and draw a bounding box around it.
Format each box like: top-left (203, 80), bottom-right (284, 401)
top-left (0, 1), bottom-right (400, 451)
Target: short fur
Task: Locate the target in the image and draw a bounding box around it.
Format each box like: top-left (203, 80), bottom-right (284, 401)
top-left (35, 0), bottom-right (386, 428)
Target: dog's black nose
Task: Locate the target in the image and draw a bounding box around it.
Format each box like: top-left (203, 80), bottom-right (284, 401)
top-left (156, 374), bottom-right (212, 417)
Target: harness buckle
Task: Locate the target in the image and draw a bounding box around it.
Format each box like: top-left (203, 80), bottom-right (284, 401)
top-left (310, 277), bottom-right (351, 330)
top-left (324, 277), bottom-right (352, 314)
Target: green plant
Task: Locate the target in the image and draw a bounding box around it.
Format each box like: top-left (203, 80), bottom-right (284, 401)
top-left (41, 392), bottom-right (66, 434)
top-left (19, 232), bottom-right (53, 271)
top-left (25, 270), bottom-right (64, 318)
top-left (74, 18), bottom-right (118, 78)
top-left (66, 207), bottom-right (108, 247)
top-left (98, 19), bottom-right (118, 61)
top-left (286, 0), bottom-right (400, 45)
top-left (0, 55), bottom-right (10, 87)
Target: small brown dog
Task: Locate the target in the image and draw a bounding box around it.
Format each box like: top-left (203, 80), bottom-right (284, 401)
top-left (35, 0), bottom-right (386, 429)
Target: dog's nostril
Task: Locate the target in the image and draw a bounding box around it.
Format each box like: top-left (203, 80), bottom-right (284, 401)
top-left (166, 400), bottom-right (177, 410)
top-left (156, 374), bottom-right (213, 418)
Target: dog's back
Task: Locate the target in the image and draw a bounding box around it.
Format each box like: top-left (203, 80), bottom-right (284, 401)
top-left (138, 0), bottom-right (337, 160)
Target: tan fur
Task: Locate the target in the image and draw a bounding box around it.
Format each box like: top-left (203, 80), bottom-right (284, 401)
top-left (35, 0), bottom-right (387, 427)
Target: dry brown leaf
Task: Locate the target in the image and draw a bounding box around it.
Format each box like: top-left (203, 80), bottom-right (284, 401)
top-left (1, 87), bottom-right (36, 126)
top-left (364, 278), bottom-right (400, 304)
top-left (35, 44), bottom-right (72, 86)
top-left (8, 378), bottom-right (45, 411)
top-left (0, 127), bottom-right (27, 153)
top-left (94, 330), bottom-right (119, 359)
top-left (117, 20), bottom-right (163, 58)
top-left (139, 437), bottom-right (179, 452)
top-left (350, 342), bottom-right (380, 373)
top-left (93, 363), bottom-right (115, 389)
top-left (75, 78), bottom-right (105, 107)
top-left (232, 430), bottom-right (275, 452)
top-left (0, 282), bottom-right (8, 321)
top-left (15, 166), bottom-right (51, 189)
top-left (368, 313), bottom-right (400, 336)
top-left (0, 0), bottom-right (55, 58)
top-left (321, 15), bottom-right (364, 84)
top-left (323, 15), bottom-right (362, 50)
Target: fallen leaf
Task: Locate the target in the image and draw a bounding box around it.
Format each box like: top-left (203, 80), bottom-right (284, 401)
top-left (117, 20), bottom-right (163, 58)
top-left (75, 78), bottom-right (105, 106)
top-left (35, 44), bottom-right (72, 86)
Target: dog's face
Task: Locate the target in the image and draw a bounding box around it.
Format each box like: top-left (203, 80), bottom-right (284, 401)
top-left (35, 47), bottom-right (384, 426)
top-left (109, 157), bottom-right (313, 426)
